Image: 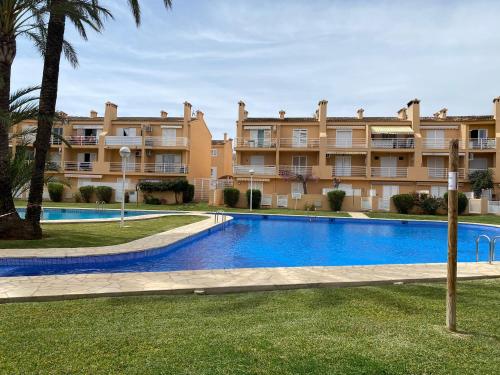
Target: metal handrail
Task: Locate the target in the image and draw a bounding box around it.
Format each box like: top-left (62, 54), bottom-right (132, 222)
top-left (475, 234), bottom-right (491, 262)
top-left (490, 236), bottom-right (500, 264)
top-left (96, 201), bottom-right (106, 211)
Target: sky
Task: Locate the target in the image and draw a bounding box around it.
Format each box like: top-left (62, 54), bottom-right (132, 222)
top-left (12, 0), bottom-right (500, 138)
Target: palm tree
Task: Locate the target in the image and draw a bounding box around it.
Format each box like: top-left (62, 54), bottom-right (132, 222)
top-left (24, 0), bottom-right (173, 238)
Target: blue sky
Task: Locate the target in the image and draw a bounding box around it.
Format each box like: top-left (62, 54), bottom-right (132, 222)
top-left (12, 0), bottom-right (500, 138)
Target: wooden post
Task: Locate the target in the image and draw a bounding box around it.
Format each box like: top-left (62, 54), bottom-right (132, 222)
top-left (446, 139), bottom-right (459, 331)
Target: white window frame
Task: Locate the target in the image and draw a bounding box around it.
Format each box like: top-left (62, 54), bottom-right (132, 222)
top-left (248, 181), bottom-right (263, 192)
top-left (291, 182), bottom-right (304, 195)
top-left (211, 149), bottom-right (218, 157)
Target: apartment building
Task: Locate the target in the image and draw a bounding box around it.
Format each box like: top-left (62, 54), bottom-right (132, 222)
top-left (233, 98), bottom-right (500, 210)
top-left (211, 133), bottom-right (233, 179)
top-left (11, 101), bottom-right (212, 202)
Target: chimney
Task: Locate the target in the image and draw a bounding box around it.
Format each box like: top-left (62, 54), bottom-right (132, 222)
top-left (183, 101), bottom-right (192, 122)
top-left (356, 108), bottom-right (364, 120)
top-left (397, 108), bottom-right (408, 120)
top-left (104, 101), bottom-right (118, 121)
top-left (90, 110), bottom-right (97, 118)
top-left (493, 97), bottom-right (500, 120)
top-left (196, 110), bottom-right (204, 120)
top-left (434, 108), bottom-right (447, 119)
top-left (318, 100), bottom-right (328, 122)
top-left (238, 100), bottom-right (247, 122)
top-left (279, 110), bottom-right (285, 119)
top-left (224, 132), bottom-right (228, 142)
top-left (160, 110), bottom-right (168, 118)
top-left (58, 111), bottom-right (68, 118)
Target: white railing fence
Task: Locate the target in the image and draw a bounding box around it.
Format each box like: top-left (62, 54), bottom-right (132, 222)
top-left (371, 138), bottom-right (414, 149)
top-left (371, 167), bottom-right (408, 178)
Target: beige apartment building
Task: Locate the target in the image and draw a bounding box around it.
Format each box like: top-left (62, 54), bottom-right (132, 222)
top-left (233, 98), bottom-right (500, 211)
top-left (11, 101), bottom-right (212, 202)
top-left (211, 133), bottom-right (233, 179)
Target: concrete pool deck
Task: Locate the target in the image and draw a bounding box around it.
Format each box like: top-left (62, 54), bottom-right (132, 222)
top-left (1, 262), bottom-right (499, 303)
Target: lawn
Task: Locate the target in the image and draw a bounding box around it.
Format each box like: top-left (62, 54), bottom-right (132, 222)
top-left (367, 212), bottom-right (500, 225)
top-left (0, 279), bottom-right (499, 374)
top-left (0, 215), bottom-right (204, 249)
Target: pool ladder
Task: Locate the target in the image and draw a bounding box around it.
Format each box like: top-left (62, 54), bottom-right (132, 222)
top-left (474, 234), bottom-right (498, 264)
top-left (96, 201), bottom-right (106, 211)
top-left (214, 210), bottom-right (228, 229)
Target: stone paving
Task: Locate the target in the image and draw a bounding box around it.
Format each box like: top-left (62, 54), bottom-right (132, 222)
top-left (348, 212), bottom-right (370, 219)
top-left (1, 262), bottom-right (499, 303)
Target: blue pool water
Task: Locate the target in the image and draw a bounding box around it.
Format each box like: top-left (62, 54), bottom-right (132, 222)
top-left (16, 208), bottom-right (164, 221)
top-left (0, 215), bottom-right (498, 277)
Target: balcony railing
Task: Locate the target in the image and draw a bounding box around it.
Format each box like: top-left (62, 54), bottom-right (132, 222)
top-left (468, 168), bottom-right (494, 175)
top-left (327, 138), bottom-right (367, 148)
top-left (371, 167), bottom-right (408, 178)
top-left (235, 137), bottom-right (277, 148)
top-left (468, 138), bottom-right (496, 149)
top-left (234, 165), bottom-right (276, 175)
top-left (67, 136), bottom-right (99, 146)
top-left (50, 136), bottom-right (62, 145)
top-left (371, 138), bottom-right (414, 149)
top-left (423, 138), bottom-right (463, 149)
top-left (428, 168), bottom-right (465, 179)
top-left (64, 161), bottom-right (93, 172)
top-left (144, 137), bottom-right (189, 147)
top-left (105, 136), bottom-right (142, 146)
top-left (109, 162), bottom-right (141, 172)
top-left (144, 163), bottom-right (188, 174)
top-left (278, 165), bottom-right (313, 176)
top-left (331, 166), bottom-right (366, 177)
top-left (279, 138), bottom-right (320, 148)
top-left (45, 161), bottom-right (61, 171)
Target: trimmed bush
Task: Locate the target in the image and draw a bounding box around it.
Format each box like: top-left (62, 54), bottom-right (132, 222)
top-left (183, 184), bottom-right (195, 203)
top-left (74, 192), bottom-right (82, 203)
top-left (124, 192), bottom-right (130, 204)
top-left (246, 189), bottom-right (262, 209)
top-left (443, 192), bottom-right (468, 215)
top-left (224, 188), bottom-right (240, 208)
top-left (421, 196), bottom-right (441, 215)
top-left (327, 190), bottom-right (346, 211)
top-left (79, 185), bottom-right (94, 203)
top-left (392, 194), bottom-right (414, 214)
top-left (144, 195), bottom-right (161, 205)
top-left (95, 186), bottom-right (113, 203)
top-left (48, 182), bottom-right (64, 202)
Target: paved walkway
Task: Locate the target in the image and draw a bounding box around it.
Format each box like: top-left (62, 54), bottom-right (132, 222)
top-left (348, 212), bottom-right (369, 219)
top-left (1, 262), bottom-right (499, 303)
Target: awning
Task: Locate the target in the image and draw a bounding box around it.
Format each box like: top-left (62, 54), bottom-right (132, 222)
top-left (326, 151), bottom-right (367, 155)
top-left (236, 178), bottom-right (270, 182)
top-left (371, 126), bottom-right (414, 134)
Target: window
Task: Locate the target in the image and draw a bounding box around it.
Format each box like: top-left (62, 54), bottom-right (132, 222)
top-left (292, 129), bottom-right (308, 147)
top-left (211, 167), bottom-right (217, 179)
top-left (431, 186), bottom-right (447, 198)
top-left (248, 181), bottom-right (263, 192)
top-left (291, 182), bottom-right (304, 195)
top-left (336, 130), bottom-right (352, 147)
top-left (211, 149), bottom-right (218, 157)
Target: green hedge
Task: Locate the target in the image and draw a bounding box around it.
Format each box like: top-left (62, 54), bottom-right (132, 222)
top-left (223, 188), bottom-right (240, 207)
top-left (246, 189), bottom-right (262, 209)
top-left (182, 184), bottom-right (195, 203)
top-left (443, 192), bottom-right (468, 215)
top-left (48, 182), bottom-right (64, 202)
top-left (79, 185), bottom-right (94, 203)
top-left (95, 186), bottom-right (113, 203)
top-left (392, 194), bottom-right (414, 214)
top-left (327, 190), bottom-right (345, 211)
top-left (138, 179), bottom-right (192, 204)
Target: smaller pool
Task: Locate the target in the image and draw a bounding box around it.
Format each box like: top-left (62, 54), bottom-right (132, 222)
top-left (16, 208), bottom-right (170, 221)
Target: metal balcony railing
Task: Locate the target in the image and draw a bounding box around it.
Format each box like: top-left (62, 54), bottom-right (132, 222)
top-left (143, 163), bottom-right (188, 174)
top-left (371, 167), bottom-right (408, 178)
top-left (428, 168), bottom-right (465, 179)
top-left (279, 138), bottom-right (320, 148)
top-left (235, 137), bottom-right (277, 148)
top-left (327, 138), bottom-right (367, 148)
top-left (278, 165), bottom-right (313, 176)
top-left (64, 161), bottom-right (93, 172)
top-left (423, 138), bottom-right (463, 149)
top-left (105, 136), bottom-right (142, 146)
top-left (109, 162), bottom-right (141, 172)
top-left (233, 165), bottom-right (276, 175)
top-left (468, 138), bottom-right (496, 149)
top-left (67, 136), bottom-right (99, 146)
top-left (45, 161), bottom-right (61, 171)
top-left (371, 138), bottom-right (414, 149)
top-left (331, 165), bottom-right (366, 177)
top-left (144, 137), bottom-right (189, 147)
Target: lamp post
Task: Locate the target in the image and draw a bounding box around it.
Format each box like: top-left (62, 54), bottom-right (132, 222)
top-left (119, 146), bottom-right (131, 228)
top-left (249, 169), bottom-right (255, 211)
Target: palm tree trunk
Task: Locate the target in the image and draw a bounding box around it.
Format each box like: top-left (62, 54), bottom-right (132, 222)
top-left (0, 32), bottom-right (26, 239)
top-left (24, 4), bottom-right (66, 238)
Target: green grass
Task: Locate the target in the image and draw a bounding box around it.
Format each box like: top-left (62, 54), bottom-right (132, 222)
top-left (367, 212), bottom-right (500, 225)
top-left (0, 279), bottom-right (499, 374)
top-left (0, 215), bottom-right (204, 249)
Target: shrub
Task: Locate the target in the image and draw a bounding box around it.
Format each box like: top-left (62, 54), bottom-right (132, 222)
top-left (224, 188), bottom-right (240, 207)
top-left (443, 192), bottom-right (468, 215)
top-left (421, 196), bottom-right (441, 215)
top-left (79, 185), bottom-right (94, 203)
top-left (137, 179), bottom-right (191, 204)
top-left (124, 192), bottom-right (130, 204)
top-left (468, 169), bottom-right (494, 198)
top-left (95, 186), bottom-right (113, 203)
top-left (48, 182), bottom-right (64, 202)
top-left (73, 192), bottom-right (82, 203)
top-left (246, 189), bottom-right (262, 209)
top-left (327, 190), bottom-right (346, 211)
top-left (144, 195), bottom-right (161, 205)
top-left (183, 184), bottom-right (195, 203)
top-left (392, 194), bottom-right (414, 214)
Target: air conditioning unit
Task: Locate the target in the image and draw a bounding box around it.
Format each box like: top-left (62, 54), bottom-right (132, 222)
top-left (135, 150), bottom-right (141, 157)
top-left (146, 149), bottom-right (152, 157)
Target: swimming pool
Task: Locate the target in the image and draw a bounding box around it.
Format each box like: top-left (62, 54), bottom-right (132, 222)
top-left (0, 215), bottom-right (498, 277)
top-left (16, 208), bottom-right (169, 221)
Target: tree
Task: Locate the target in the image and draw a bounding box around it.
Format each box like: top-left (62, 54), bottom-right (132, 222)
top-left (23, 0), bottom-right (173, 238)
top-left (468, 169), bottom-right (494, 198)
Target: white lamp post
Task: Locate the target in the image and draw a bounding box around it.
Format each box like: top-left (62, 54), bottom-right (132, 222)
top-left (249, 169), bottom-right (255, 211)
top-left (119, 146), bottom-right (131, 228)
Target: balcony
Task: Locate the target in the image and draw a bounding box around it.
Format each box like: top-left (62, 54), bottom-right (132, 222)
top-left (428, 168), bottom-right (465, 179)
top-left (235, 137), bottom-right (277, 148)
top-left (50, 136), bottom-right (62, 145)
top-left (279, 138), bottom-right (320, 149)
top-left (468, 138), bottom-right (496, 150)
top-left (331, 166), bottom-right (366, 177)
top-left (278, 165), bottom-right (313, 177)
top-left (144, 163), bottom-right (188, 174)
top-left (371, 138), bottom-right (414, 149)
top-left (45, 161), bottom-right (61, 171)
top-left (109, 162), bottom-right (141, 172)
top-left (423, 138), bottom-right (463, 149)
top-left (145, 137), bottom-right (189, 147)
top-left (234, 165), bottom-right (276, 176)
top-left (105, 136), bottom-right (142, 147)
top-left (67, 136), bottom-right (99, 146)
top-left (327, 138), bottom-right (367, 149)
top-left (371, 167), bottom-right (408, 178)
top-left (64, 161), bottom-right (94, 172)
